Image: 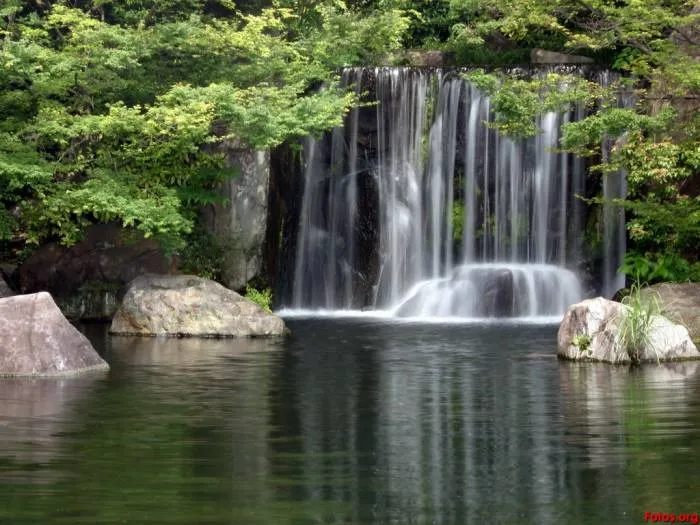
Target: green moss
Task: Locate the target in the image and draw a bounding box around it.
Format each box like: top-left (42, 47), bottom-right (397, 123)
top-left (572, 333), bottom-right (592, 353)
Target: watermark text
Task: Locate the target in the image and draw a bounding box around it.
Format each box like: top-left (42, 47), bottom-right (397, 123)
top-left (644, 511), bottom-right (699, 524)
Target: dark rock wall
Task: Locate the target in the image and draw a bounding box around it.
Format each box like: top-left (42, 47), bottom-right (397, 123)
top-left (18, 223), bottom-right (176, 320)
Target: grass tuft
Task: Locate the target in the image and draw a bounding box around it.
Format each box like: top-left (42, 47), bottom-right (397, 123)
top-left (618, 281), bottom-right (663, 363)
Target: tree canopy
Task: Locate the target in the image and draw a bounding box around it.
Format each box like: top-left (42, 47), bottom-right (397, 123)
top-left (0, 0), bottom-right (408, 249)
top-left (1, 0), bottom-right (698, 282)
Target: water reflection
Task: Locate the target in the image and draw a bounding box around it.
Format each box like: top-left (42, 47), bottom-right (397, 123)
top-left (560, 361), bottom-right (700, 464)
top-left (272, 322), bottom-right (571, 524)
top-left (108, 335), bottom-right (286, 513)
top-left (270, 320), bottom-right (700, 525)
top-left (109, 334), bottom-right (284, 369)
top-left (0, 321), bottom-right (698, 524)
top-left (0, 377), bottom-right (103, 482)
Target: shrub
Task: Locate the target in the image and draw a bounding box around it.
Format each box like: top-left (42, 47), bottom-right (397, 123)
top-left (178, 226), bottom-right (224, 281)
top-left (619, 251), bottom-right (700, 284)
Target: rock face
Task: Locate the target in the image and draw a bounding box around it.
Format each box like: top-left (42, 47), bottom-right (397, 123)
top-left (201, 142), bottom-right (271, 291)
top-left (644, 283), bottom-right (700, 341)
top-left (0, 292), bottom-right (109, 376)
top-left (18, 223), bottom-right (176, 320)
top-left (0, 275), bottom-right (13, 298)
top-left (110, 275), bottom-right (287, 338)
top-left (531, 48), bottom-right (594, 64)
top-left (558, 297), bottom-right (699, 364)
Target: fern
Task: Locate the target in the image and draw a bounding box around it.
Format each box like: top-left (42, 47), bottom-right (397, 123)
top-left (244, 286), bottom-right (273, 313)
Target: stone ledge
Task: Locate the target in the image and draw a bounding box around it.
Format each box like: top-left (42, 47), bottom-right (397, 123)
top-left (531, 48), bottom-right (594, 64)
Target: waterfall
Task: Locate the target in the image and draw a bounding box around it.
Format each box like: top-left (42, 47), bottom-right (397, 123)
top-left (599, 71), bottom-right (631, 298)
top-left (286, 67), bottom-right (622, 319)
top-left (374, 69), bottom-right (430, 306)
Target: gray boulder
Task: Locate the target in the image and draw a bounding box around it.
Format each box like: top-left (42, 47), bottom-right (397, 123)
top-left (558, 297), bottom-right (699, 364)
top-left (0, 292), bottom-right (109, 376)
top-left (110, 275), bottom-right (287, 338)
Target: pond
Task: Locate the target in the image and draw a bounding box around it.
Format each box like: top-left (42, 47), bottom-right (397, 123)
top-left (0, 319), bottom-right (699, 524)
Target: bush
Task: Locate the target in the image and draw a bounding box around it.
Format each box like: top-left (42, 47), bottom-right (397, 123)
top-left (619, 251), bottom-right (700, 284)
top-left (178, 226), bottom-right (224, 281)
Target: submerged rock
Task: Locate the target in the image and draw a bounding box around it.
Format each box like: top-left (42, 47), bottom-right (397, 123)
top-left (558, 297), bottom-right (699, 364)
top-left (394, 263), bottom-right (581, 318)
top-left (110, 275), bottom-right (287, 338)
top-left (0, 292), bottom-right (109, 376)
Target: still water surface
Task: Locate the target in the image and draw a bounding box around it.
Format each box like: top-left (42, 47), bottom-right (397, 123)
top-left (0, 319), bottom-right (699, 524)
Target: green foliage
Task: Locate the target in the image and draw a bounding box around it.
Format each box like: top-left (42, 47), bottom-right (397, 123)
top-left (286, 1), bottom-right (411, 66)
top-left (454, 1), bottom-right (699, 270)
top-left (0, 0), bottom-right (408, 252)
top-left (0, 208), bottom-right (16, 241)
top-left (619, 252), bottom-right (700, 285)
top-left (178, 226), bottom-right (224, 281)
top-left (451, 201), bottom-right (463, 241)
top-left (617, 130), bottom-right (698, 198)
top-left (377, 0), bottom-right (455, 49)
top-left (244, 286), bottom-right (273, 313)
top-left (618, 281), bottom-right (663, 363)
top-left (449, 0), bottom-right (700, 83)
top-left (572, 333), bottom-right (592, 354)
top-left (464, 70), bottom-right (609, 138)
top-left (611, 196), bottom-right (700, 259)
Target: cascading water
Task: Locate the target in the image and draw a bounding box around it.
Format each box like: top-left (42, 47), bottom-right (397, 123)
top-left (599, 71), bottom-right (630, 298)
top-left (286, 67), bottom-right (623, 320)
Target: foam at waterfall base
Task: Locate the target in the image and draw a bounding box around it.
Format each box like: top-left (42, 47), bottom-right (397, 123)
top-left (390, 263), bottom-right (582, 319)
top-left (278, 263), bottom-right (583, 323)
top-left (276, 308), bottom-right (565, 324)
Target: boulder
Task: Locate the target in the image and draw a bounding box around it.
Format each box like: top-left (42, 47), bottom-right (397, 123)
top-left (0, 264), bottom-right (17, 291)
top-left (558, 297), bottom-right (699, 364)
top-left (110, 275), bottom-right (287, 338)
top-left (0, 292), bottom-right (109, 376)
top-left (643, 283), bottom-right (700, 341)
